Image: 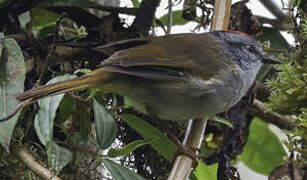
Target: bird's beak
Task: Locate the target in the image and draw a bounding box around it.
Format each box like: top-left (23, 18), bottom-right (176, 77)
top-left (261, 55), bottom-right (281, 64)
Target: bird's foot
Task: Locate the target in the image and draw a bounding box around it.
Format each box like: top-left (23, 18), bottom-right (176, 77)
top-left (167, 131), bottom-right (199, 168)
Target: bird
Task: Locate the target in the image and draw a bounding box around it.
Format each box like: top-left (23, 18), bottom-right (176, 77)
top-left (17, 31), bottom-right (280, 121)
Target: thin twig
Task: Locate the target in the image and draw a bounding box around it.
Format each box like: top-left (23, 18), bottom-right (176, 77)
top-left (258, 0), bottom-right (289, 22)
top-left (249, 99), bottom-right (296, 130)
top-left (43, 4), bottom-right (139, 16)
top-left (167, 0), bottom-right (173, 34)
top-left (11, 144), bottom-right (61, 180)
top-left (0, 98), bottom-right (32, 122)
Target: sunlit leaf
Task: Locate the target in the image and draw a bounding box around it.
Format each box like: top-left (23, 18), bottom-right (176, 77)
top-left (102, 159), bottom-right (145, 180)
top-left (194, 162), bottom-right (218, 180)
top-left (239, 118), bottom-right (286, 175)
top-left (29, 8), bottom-right (60, 31)
top-left (108, 139), bottom-right (152, 157)
top-left (159, 10), bottom-right (189, 26)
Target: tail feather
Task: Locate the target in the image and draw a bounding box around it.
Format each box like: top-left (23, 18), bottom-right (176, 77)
top-left (17, 71), bottom-right (108, 101)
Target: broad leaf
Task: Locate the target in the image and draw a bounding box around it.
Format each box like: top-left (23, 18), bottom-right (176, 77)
top-left (108, 139), bottom-right (152, 158)
top-left (120, 114), bottom-right (176, 160)
top-left (159, 10), bottom-right (189, 26)
top-left (239, 118), bottom-right (286, 175)
top-left (93, 99), bottom-right (117, 149)
top-left (47, 141), bottom-right (73, 172)
top-left (257, 27), bottom-right (289, 50)
top-left (57, 94), bottom-right (76, 123)
top-left (29, 8), bottom-right (60, 31)
top-left (102, 159), bottom-right (145, 180)
top-left (0, 35), bottom-right (25, 150)
top-left (34, 74), bottom-right (77, 145)
top-left (194, 162), bottom-right (218, 180)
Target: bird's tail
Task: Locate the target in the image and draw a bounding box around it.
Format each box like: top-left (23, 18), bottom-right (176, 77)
top-left (17, 70), bottom-right (111, 102)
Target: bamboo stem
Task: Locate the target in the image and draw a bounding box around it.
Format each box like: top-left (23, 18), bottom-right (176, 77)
top-left (167, 118), bottom-right (208, 180)
top-left (168, 0), bottom-right (232, 179)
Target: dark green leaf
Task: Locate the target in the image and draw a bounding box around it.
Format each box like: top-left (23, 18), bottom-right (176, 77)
top-left (0, 0), bottom-right (9, 5)
top-left (79, 105), bottom-right (91, 138)
top-left (239, 118), bottom-right (287, 175)
top-left (0, 35), bottom-right (25, 150)
top-left (29, 8), bottom-right (60, 31)
top-left (34, 74), bottom-right (77, 145)
top-left (130, 0), bottom-right (140, 8)
top-left (58, 94), bottom-right (76, 122)
top-left (47, 141), bottom-right (73, 172)
top-left (93, 99), bottom-right (117, 149)
top-left (194, 162), bottom-right (218, 180)
top-left (108, 139), bottom-right (152, 158)
top-left (102, 159), bottom-right (145, 180)
top-left (257, 27), bottom-right (289, 50)
top-left (120, 114), bottom-right (176, 160)
top-left (159, 10), bottom-right (189, 26)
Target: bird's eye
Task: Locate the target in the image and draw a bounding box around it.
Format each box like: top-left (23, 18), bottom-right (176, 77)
top-left (246, 45), bottom-right (254, 52)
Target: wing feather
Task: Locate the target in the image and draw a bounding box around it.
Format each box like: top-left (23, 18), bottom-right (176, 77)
top-left (98, 33), bottom-right (229, 81)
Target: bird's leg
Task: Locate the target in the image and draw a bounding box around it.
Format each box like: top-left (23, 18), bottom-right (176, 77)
top-left (166, 129), bottom-right (199, 168)
top-left (145, 106), bottom-right (199, 168)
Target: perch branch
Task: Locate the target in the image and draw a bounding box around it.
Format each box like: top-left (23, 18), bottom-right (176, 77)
top-left (249, 99), bottom-right (296, 130)
top-left (167, 118), bottom-right (208, 180)
top-left (11, 144), bottom-right (61, 180)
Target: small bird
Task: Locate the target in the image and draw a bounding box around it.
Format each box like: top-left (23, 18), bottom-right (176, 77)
top-left (17, 31), bottom-right (280, 121)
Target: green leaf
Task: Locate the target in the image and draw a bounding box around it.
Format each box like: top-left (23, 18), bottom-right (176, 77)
top-left (257, 27), bottom-right (289, 50)
top-left (159, 10), bottom-right (189, 26)
top-left (130, 0), bottom-right (140, 8)
top-left (29, 8), bottom-right (60, 31)
top-left (79, 105), bottom-right (91, 138)
top-left (18, 12), bottom-right (31, 28)
top-left (108, 139), bottom-right (152, 158)
top-left (212, 116), bottom-right (233, 128)
top-left (120, 114), bottom-right (176, 160)
top-left (239, 118), bottom-right (287, 175)
top-left (102, 159), bottom-right (145, 180)
top-left (194, 162), bottom-right (218, 180)
top-left (0, 0), bottom-right (9, 5)
top-left (58, 94), bottom-right (76, 122)
top-left (34, 74), bottom-right (77, 145)
top-left (47, 141), bottom-right (73, 172)
top-left (93, 99), bottom-right (117, 149)
top-left (0, 35), bottom-right (26, 150)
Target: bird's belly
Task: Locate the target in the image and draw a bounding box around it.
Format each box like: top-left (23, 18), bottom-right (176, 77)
top-left (117, 73), bottom-right (244, 121)
top-left (126, 92), bottom-right (220, 121)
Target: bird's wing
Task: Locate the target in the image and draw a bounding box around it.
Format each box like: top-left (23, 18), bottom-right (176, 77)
top-left (98, 36), bottom-right (187, 81)
top-left (98, 33), bottom-right (228, 81)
